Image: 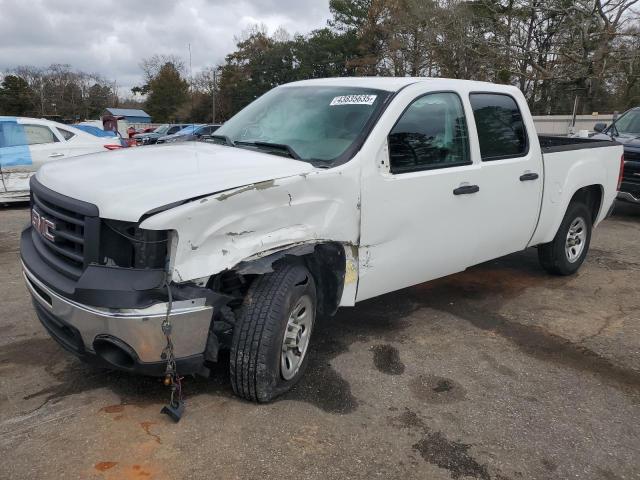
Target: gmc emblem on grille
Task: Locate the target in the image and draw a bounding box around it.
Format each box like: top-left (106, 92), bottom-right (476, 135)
top-left (31, 209), bottom-right (56, 242)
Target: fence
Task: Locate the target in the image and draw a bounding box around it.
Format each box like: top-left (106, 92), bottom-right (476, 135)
top-left (532, 114), bottom-right (614, 135)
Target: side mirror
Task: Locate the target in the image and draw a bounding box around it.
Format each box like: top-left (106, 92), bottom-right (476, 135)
top-left (593, 122), bottom-right (607, 133)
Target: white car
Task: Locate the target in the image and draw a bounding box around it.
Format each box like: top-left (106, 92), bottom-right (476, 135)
top-left (21, 78), bottom-right (623, 405)
top-left (0, 117), bottom-right (124, 202)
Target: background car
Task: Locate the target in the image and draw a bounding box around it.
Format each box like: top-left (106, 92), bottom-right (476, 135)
top-left (156, 124), bottom-right (220, 144)
top-left (0, 117), bottom-right (124, 202)
top-left (133, 124), bottom-right (188, 145)
top-left (74, 124), bottom-right (128, 147)
top-left (591, 107), bottom-right (640, 205)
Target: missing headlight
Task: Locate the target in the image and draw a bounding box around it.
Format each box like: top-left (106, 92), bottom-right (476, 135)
top-left (100, 219), bottom-right (169, 269)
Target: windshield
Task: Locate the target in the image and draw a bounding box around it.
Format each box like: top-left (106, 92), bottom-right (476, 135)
top-left (215, 86), bottom-right (390, 164)
top-left (612, 109), bottom-right (640, 135)
top-left (174, 125), bottom-right (201, 136)
top-left (74, 125), bottom-right (118, 138)
top-left (153, 124), bottom-right (170, 135)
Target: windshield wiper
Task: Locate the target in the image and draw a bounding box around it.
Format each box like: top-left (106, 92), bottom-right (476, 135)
top-left (210, 134), bottom-right (235, 146)
top-left (234, 141), bottom-right (302, 160)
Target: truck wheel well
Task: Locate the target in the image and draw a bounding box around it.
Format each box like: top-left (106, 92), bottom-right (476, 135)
top-left (300, 243), bottom-right (346, 317)
top-left (216, 242), bottom-right (347, 318)
top-left (570, 185), bottom-right (603, 224)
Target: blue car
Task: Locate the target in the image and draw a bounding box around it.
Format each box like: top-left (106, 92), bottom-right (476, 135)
top-left (156, 124), bottom-right (221, 144)
top-left (74, 124), bottom-right (128, 147)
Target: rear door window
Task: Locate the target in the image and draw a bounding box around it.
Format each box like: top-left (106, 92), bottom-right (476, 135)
top-left (469, 93), bottom-right (527, 161)
top-left (23, 125), bottom-right (59, 145)
top-left (57, 128), bottom-right (76, 140)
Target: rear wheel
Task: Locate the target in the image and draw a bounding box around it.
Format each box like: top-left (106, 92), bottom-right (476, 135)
top-left (538, 202), bottom-right (592, 275)
top-left (230, 263), bottom-right (316, 402)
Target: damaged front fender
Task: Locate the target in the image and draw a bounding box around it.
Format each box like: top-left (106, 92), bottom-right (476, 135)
top-left (139, 164), bottom-right (362, 305)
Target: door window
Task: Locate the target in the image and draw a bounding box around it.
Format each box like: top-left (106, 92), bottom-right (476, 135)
top-left (389, 92), bottom-right (470, 174)
top-left (57, 128), bottom-right (76, 140)
top-left (0, 121), bottom-right (27, 147)
top-left (23, 125), bottom-right (59, 145)
top-left (469, 93), bottom-right (527, 161)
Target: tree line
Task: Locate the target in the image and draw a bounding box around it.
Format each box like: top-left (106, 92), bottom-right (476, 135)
top-left (2, 0), bottom-right (639, 123)
top-left (215, 0), bottom-right (640, 118)
top-left (0, 64), bottom-right (119, 120)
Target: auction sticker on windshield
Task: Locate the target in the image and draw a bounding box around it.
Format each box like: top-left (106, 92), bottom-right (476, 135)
top-left (330, 95), bottom-right (377, 106)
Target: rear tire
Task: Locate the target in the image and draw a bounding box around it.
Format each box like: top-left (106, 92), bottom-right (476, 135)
top-left (538, 202), bottom-right (592, 275)
top-left (230, 263), bottom-right (316, 402)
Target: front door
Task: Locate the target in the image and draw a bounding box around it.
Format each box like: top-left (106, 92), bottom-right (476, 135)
top-left (357, 91), bottom-right (482, 301)
top-left (0, 121), bottom-right (65, 195)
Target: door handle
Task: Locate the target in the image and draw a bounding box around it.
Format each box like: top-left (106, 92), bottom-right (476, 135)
top-left (519, 172), bottom-right (539, 181)
top-left (453, 184), bottom-right (480, 195)
top-left (48, 153), bottom-right (65, 158)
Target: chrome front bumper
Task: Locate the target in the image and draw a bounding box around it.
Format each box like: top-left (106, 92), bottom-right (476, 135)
top-left (23, 264), bottom-right (213, 365)
top-left (617, 191), bottom-right (640, 204)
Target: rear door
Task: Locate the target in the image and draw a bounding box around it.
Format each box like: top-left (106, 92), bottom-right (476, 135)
top-left (467, 92), bottom-right (543, 264)
top-left (357, 90), bottom-right (482, 301)
top-left (1, 121), bottom-right (65, 195)
top-left (56, 126), bottom-right (111, 156)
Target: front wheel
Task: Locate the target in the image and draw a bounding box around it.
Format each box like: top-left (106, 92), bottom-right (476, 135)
top-left (230, 263), bottom-right (316, 402)
top-left (538, 202), bottom-right (592, 275)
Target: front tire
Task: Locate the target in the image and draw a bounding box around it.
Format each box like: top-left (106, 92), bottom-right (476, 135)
top-left (538, 202), bottom-right (592, 275)
top-left (230, 263), bottom-right (316, 402)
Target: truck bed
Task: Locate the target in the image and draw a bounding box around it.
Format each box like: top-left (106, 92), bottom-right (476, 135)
top-left (538, 135), bottom-right (618, 153)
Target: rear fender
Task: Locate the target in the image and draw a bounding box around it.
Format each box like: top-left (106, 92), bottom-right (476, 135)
top-left (530, 148), bottom-right (618, 246)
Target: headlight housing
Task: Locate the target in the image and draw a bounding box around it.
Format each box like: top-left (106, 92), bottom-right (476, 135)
top-left (100, 220), bottom-right (169, 269)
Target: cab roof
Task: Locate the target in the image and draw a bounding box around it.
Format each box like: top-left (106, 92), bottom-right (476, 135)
top-left (282, 76), bottom-right (515, 93)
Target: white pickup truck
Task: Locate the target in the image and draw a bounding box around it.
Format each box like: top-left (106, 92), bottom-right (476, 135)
top-left (21, 78), bottom-right (623, 403)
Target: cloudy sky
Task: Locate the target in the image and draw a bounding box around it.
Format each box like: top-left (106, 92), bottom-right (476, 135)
top-left (0, 0), bottom-right (331, 96)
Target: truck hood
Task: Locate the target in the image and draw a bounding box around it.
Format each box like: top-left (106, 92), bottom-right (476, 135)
top-left (592, 132), bottom-right (640, 148)
top-left (36, 142), bottom-right (314, 222)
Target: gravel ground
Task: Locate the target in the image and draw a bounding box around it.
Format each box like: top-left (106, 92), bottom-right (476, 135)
top-left (1, 202), bottom-right (639, 480)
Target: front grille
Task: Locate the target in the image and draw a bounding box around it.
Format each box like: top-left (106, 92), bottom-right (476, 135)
top-left (624, 150), bottom-right (640, 162)
top-left (622, 151), bottom-right (640, 186)
top-left (30, 178), bottom-right (100, 280)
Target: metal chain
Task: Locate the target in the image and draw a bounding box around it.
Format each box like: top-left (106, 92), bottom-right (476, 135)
top-left (161, 275), bottom-right (182, 409)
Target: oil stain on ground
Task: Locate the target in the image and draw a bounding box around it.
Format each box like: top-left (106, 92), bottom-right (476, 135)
top-left (372, 344), bottom-right (405, 375)
top-left (391, 408), bottom-right (493, 480)
top-left (413, 430), bottom-right (490, 480)
top-left (409, 375), bottom-right (466, 404)
top-left (285, 293), bottom-right (413, 414)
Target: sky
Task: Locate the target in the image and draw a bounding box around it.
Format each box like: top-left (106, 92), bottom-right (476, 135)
top-left (0, 0), bottom-right (331, 96)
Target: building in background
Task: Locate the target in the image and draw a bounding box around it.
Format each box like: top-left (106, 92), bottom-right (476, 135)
top-left (101, 108), bottom-right (151, 124)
